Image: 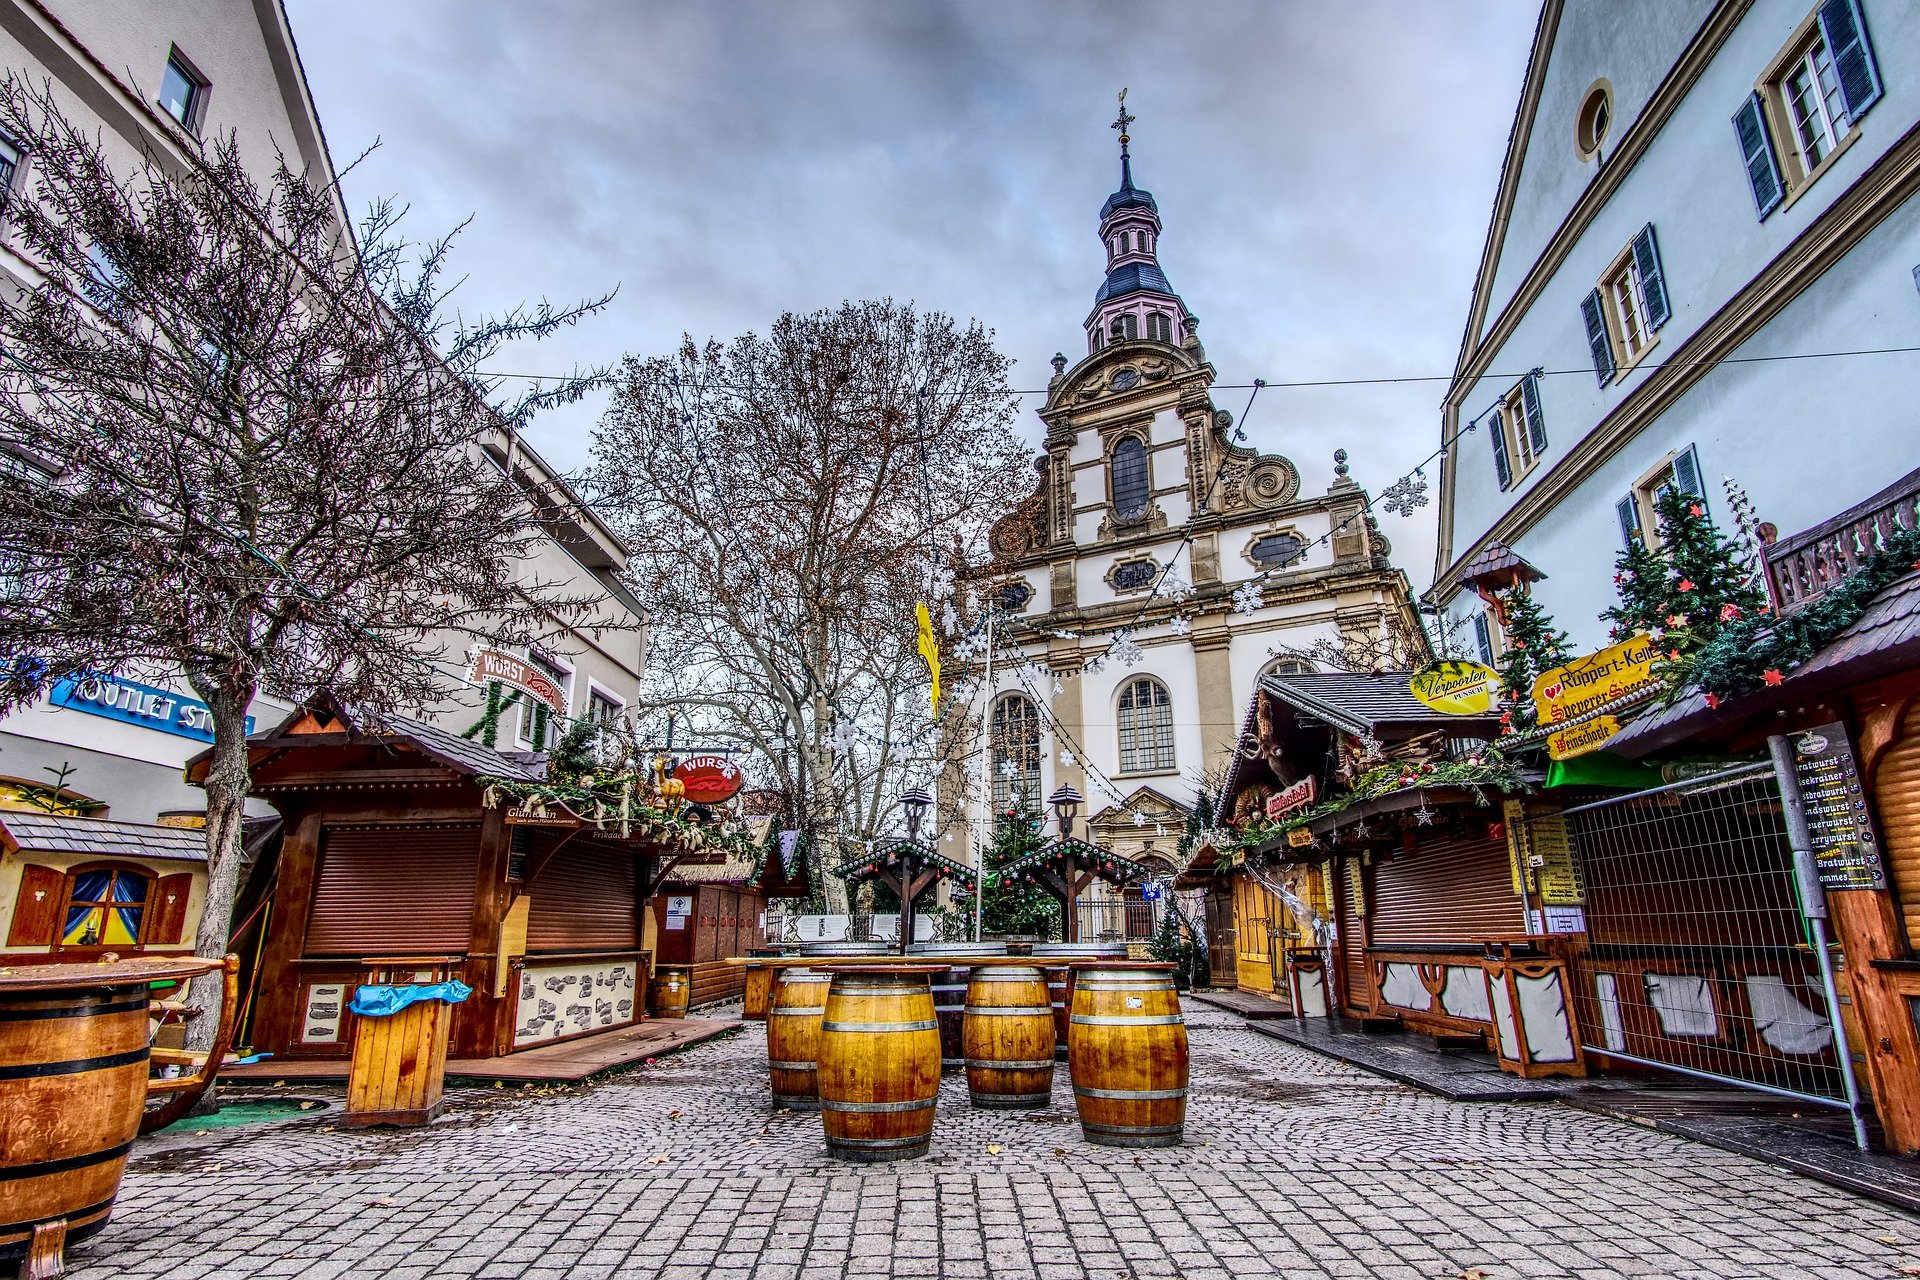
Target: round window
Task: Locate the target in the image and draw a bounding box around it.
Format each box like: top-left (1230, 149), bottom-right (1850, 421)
top-left (1576, 80), bottom-right (1613, 160)
top-left (1250, 533), bottom-right (1304, 569)
top-left (1110, 367), bottom-right (1141, 391)
top-left (1112, 560), bottom-right (1158, 590)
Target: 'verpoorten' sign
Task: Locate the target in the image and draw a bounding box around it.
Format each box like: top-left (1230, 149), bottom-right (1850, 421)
top-left (50, 673), bottom-right (254, 743)
top-left (465, 647), bottom-right (568, 716)
top-left (1408, 661), bottom-right (1497, 715)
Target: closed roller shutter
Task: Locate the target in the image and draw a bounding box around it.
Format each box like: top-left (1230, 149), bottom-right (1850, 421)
top-left (1877, 703), bottom-right (1920, 948)
top-left (307, 826), bottom-right (479, 956)
top-left (526, 840), bottom-right (639, 952)
top-left (1367, 834), bottom-right (1524, 948)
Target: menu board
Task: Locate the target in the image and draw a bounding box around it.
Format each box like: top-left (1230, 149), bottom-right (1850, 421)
top-left (1793, 722), bottom-right (1886, 891)
top-left (1530, 813), bottom-right (1587, 906)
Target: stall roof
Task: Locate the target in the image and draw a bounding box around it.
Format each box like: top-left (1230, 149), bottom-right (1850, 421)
top-left (0, 812), bottom-right (207, 863)
top-left (1000, 837), bottom-right (1153, 885)
top-left (835, 840), bottom-right (978, 889)
top-left (1261, 672), bottom-right (1503, 739)
top-left (1608, 570), bottom-right (1920, 758)
top-left (188, 698), bottom-right (548, 784)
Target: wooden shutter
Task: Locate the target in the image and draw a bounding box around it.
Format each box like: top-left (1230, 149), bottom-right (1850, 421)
top-left (6, 864), bottom-right (64, 946)
top-left (1876, 702), bottom-right (1920, 947)
top-left (1581, 290), bottom-right (1616, 385)
top-left (1520, 374), bottom-right (1548, 455)
top-left (306, 825), bottom-right (480, 956)
top-left (526, 842), bottom-right (638, 952)
top-left (1617, 495), bottom-right (1643, 547)
top-left (1472, 612), bottom-right (1495, 665)
top-left (1631, 224), bottom-right (1671, 331)
top-left (1487, 406), bottom-right (1512, 489)
top-left (149, 873), bottom-right (193, 944)
top-left (1733, 93), bottom-right (1784, 220)
top-left (1366, 834), bottom-right (1525, 947)
top-left (1673, 444), bottom-right (1706, 510)
top-left (1819, 0), bottom-right (1882, 120)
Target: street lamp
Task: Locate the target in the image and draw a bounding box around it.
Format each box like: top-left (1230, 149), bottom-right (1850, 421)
top-left (1048, 784), bottom-right (1083, 840)
top-left (902, 785), bottom-right (931, 843)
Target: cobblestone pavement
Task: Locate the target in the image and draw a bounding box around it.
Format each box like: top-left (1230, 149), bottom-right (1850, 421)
top-left (66, 1004), bottom-right (1920, 1279)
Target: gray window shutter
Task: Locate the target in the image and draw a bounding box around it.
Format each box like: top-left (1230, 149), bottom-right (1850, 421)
top-left (1617, 494), bottom-right (1643, 547)
top-left (1819, 0), bottom-right (1882, 121)
top-left (1631, 224), bottom-right (1671, 331)
top-left (1581, 290), bottom-right (1615, 385)
top-left (1521, 374), bottom-right (1548, 455)
top-left (1733, 93), bottom-right (1785, 219)
top-left (1672, 444), bottom-right (1707, 509)
top-left (1472, 612), bottom-right (1494, 665)
top-left (1487, 408), bottom-right (1512, 490)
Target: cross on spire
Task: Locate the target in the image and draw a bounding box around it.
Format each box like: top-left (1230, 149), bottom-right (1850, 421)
top-left (1111, 88), bottom-right (1136, 187)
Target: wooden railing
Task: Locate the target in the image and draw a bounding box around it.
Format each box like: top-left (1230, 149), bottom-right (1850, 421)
top-left (1765, 466), bottom-right (1920, 612)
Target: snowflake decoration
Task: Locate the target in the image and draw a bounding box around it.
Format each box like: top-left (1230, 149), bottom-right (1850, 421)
top-left (1132, 811), bottom-right (1148, 828)
top-left (998, 758), bottom-right (1017, 778)
top-left (952, 638), bottom-right (978, 663)
top-left (1414, 804), bottom-right (1436, 826)
top-left (1378, 470), bottom-right (1430, 518)
top-left (1231, 580), bottom-right (1264, 616)
top-left (944, 832), bottom-right (954, 843)
top-left (1084, 657), bottom-right (1106, 675)
top-left (1161, 573), bottom-right (1194, 603)
top-left (1168, 615), bottom-right (1193, 638)
top-left (1109, 631), bottom-right (1145, 667)
top-left (1060, 749), bottom-right (1075, 767)
top-left (1052, 680), bottom-right (1064, 697)
top-left (929, 564), bottom-right (956, 601)
top-left (940, 600), bottom-right (959, 636)
top-left (826, 723), bottom-right (860, 755)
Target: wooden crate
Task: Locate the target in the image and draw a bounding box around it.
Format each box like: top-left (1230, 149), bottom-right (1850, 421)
top-left (345, 999), bottom-right (452, 1127)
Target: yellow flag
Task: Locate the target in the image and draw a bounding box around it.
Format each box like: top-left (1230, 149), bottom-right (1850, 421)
top-left (916, 601), bottom-right (941, 710)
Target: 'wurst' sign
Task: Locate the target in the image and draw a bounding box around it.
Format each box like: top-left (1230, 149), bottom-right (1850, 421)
top-left (465, 646), bottom-right (569, 716)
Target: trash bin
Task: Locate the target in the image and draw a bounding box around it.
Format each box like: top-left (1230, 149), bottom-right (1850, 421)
top-left (345, 961), bottom-right (471, 1128)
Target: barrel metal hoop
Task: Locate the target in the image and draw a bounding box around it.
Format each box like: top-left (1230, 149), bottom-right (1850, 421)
top-left (770, 1007), bottom-right (826, 1016)
top-left (821, 1020), bottom-right (937, 1033)
top-left (766, 1060), bottom-right (817, 1071)
top-left (1069, 1015), bottom-right (1184, 1027)
top-left (0, 1193), bottom-right (117, 1240)
top-left (962, 1007), bottom-right (1051, 1018)
top-left (0, 996), bottom-right (150, 1023)
top-left (1073, 982), bottom-right (1173, 991)
top-left (0, 1140), bottom-right (135, 1183)
top-left (1082, 1121), bottom-right (1185, 1136)
top-left (819, 1097), bottom-right (937, 1113)
top-left (965, 1058), bottom-right (1055, 1070)
top-left (1073, 1085), bottom-right (1189, 1100)
top-left (0, 1046), bottom-right (149, 1082)
top-left (826, 1134), bottom-right (931, 1150)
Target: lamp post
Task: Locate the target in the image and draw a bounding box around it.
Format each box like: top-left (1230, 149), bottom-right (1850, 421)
top-left (899, 785), bottom-right (931, 953)
top-left (1048, 785), bottom-right (1085, 942)
top-left (1049, 784), bottom-right (1083, 841)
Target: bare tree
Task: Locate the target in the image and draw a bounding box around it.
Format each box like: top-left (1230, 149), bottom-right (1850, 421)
top-left (589, 302), bottom-right (1028, 909)
top-left (0, 78), bottom-right (609, 1042)
top-left (1264, 607), bottom-right (1437, 675)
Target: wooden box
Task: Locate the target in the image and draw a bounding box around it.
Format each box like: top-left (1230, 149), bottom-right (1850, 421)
top-left (345, 997), bottom-right (452, 1127)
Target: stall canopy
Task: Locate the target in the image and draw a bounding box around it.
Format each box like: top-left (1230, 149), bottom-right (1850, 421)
top-left (999, 837), bottom-right (1152, 943)
top-left (835, 840), bottom-right (978, 951)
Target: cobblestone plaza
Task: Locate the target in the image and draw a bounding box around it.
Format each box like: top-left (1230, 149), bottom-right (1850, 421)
top-left (65, 1006), bottom-right (1920, 1279)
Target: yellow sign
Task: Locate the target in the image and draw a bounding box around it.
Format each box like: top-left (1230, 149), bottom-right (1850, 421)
top-left (1287, 827), bottom-right (1314, 848)
top-left (1409, 660), bottom-right (1498, 715)
top-left (1548, 715), bottom-right (1622, 761)
top-left (1503, 799), bottom-right (1531, 894)
top-left (915, 601), bottom-right (941, 710)
top-left (494, 894), bottom-right (531, 997)
top-left (1531, 635), bottom-right (1659, 726)
top-left (1530, 813), bottom-right (1585, 905)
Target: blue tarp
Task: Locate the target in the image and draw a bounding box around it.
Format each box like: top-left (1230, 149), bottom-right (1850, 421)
top-left (349, 981), bottom-right (473, 1018)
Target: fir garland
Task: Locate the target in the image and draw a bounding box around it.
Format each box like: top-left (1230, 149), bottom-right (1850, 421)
top-left (477, 769), bottom-right (759, 860)
top-left (1681, 524), bottom-right (1920, 698)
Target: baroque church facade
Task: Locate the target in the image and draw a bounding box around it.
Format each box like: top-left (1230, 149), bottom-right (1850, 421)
top-left (969, 109), bottom-right (1423, 881)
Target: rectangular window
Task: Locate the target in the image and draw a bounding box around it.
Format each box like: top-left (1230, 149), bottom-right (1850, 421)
top-left (0, 135), bottom-right (21, 205)
top-left (1472, 612), bottom-right (1495, 665)
top-left (159, 48), bottom-right (208, 132)
top-left (1783, 38), bottom-right (1845, 172)
top-left (1493, 373), bottom-right (1547, 487)
top-left (1587, 225), bottom-right (1670, 382)
top-left (1748, 1), bottom-right (1882, 204)
top-left (1623, 444), bottom-right (1707, 549)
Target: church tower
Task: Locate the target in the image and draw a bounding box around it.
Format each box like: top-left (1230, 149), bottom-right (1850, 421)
top-left (972, 96), bottom-right (1423, 885)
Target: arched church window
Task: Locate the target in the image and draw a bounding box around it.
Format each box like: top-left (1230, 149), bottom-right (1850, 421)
top-left (1117, 677), bottom-right (1175, 774)
top-left (1261, 658), bottom-right (1315, 680)
top-left (1147, 313), bottom-right (1171, 343)
top-left (1250, 533), bottom-right (1305, 568)
top-left (990, 693), bottom-right (1041, 814)
top-left (1110, 437), bottom-right (1150, 521)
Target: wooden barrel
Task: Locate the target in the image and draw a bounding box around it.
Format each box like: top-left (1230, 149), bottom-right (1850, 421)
top-left (649, 967), bottom-right (691, 1018)
top-left (1, 957), bottom-right (220, 1270)
top-left (1034, 942), bottom-right (1127, 1057)
top-left (909, 942), bottom-right (1005, 1069)
top-left (766, 968), bottom-right (832, 1109)
top-left (816, 966), bottom-right (941, 1162)
top-left (743, 964), bottom-right (773, 1021)
top-left (962, 966), bottom-right (1055, 1110)
top-left (1067, 962), bottom-right (1189, 1148)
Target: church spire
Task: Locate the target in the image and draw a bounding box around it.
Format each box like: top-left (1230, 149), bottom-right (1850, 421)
top-left (1087, 93), bottom-right (1192, 355)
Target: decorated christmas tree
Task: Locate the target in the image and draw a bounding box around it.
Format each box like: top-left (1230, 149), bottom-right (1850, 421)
top-left (1493, 587), bottom-right (1572, 729)
top-left (975, 807), bottom-right (1063, 939)
top-left (1602, 487), bottom-right (1766, 664)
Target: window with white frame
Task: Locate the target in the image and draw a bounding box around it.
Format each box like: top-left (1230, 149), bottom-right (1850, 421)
top-left (1581, 225), bottom-right (1670, 384)
top-left (1116, 677), bottom-right (1174, 774)
top-left (1734, 0), bottom-right (1882, 219)
top-left (1486, 373), bottom-right (1548, 491)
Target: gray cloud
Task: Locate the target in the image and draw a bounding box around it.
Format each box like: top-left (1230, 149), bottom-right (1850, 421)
top-left (285, 0), bottom-right (1536, 587)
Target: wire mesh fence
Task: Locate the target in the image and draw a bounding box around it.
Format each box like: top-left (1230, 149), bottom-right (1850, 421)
top-left (1547, 764), bottom-right (1850, 1106)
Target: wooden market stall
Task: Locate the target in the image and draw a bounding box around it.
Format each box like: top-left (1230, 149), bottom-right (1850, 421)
top-left (650, 878), bottom-right (768, 1008)
top-left (834, 840), bottom-right (979, 952)
top-left (188, 701), bottom-right (731, 1063)
top-left (997, 836), bottom-right (1149, 944)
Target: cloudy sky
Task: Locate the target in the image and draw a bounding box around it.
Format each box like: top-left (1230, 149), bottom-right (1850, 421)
top-left (283, 0), bottom-right (1536, 589)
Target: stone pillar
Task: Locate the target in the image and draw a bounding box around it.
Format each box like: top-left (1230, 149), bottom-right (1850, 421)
top-left (1189, 623), bottom-right (1237, 774)
top-left (1047, 644), bottom-right (1088, 799)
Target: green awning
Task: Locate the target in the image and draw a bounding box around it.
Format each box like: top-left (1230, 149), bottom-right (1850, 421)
top-left (1544, 752), bottom-right (1664, 789)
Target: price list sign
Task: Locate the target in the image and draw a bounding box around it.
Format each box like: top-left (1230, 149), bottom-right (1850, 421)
top-left (1792, 722), bottom-right (1886, 891)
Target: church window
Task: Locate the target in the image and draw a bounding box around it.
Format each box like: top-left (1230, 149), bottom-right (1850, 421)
top-left (991, 694), bottom-right (1042, 813)
top-left (996, 581), bottom-right (1033, 611)
top-left (1117, 677), bottom-right (1175, 773)
top-left (1112, 559), bottom-right (1157, 590)
top-left (1147, 312), bottom-right (1171, 343)
top-left (1109, 313), bottom-right (1137, 342)
top-left (1110, 437), bottom-right (1150, 520)
top-left (1090, 327), bottom-right (1104, 352)
top-left (1262, 658), bottom-right (1315, 679)
top-left (1250, 533), bottom-right (1305, 568)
